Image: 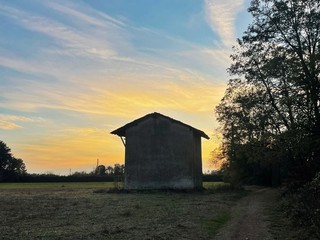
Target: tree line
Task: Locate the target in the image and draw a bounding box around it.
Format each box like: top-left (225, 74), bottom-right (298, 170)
top-left (217, 0), bottom-right (320, 186)
top-left (94, 164), bottom-right (125, 176)
top-left (0, 139), bottom-right (126, 182)
top-left (216, 0), bottom-right (320, 237)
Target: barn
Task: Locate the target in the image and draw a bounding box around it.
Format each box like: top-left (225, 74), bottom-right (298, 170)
top-left (111, 112), bottom-right (209, 190)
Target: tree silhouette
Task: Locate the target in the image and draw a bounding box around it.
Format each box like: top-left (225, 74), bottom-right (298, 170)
top-left (106, 166), bottom-right (114, 175)
top-left (113, 164), bottom-right (124, 176)
top-left (216, 0), bottom-right (320, 185)
top-left (0, 140), bottom-right (26, 181)
top-left (95, 165), bottom-right (106, 176)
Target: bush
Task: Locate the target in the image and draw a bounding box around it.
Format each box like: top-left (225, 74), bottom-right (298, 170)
top-left (282, 172), bottom-right (320, 239)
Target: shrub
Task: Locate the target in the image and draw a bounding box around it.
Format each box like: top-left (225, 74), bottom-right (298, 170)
top-left (282, 172), bottom-right (320, 239)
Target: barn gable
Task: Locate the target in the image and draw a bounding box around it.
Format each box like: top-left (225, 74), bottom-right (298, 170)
top-left (111, 112), bottom-right (209, 190)
top-left (111, 112), bottom-right (209, 139)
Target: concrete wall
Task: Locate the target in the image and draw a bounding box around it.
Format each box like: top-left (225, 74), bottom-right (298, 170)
top-left (124, 115), bottom-right (202, 189)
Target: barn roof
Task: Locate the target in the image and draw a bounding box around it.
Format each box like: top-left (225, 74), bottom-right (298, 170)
top-left (110, 112), bottom-right (209, 139)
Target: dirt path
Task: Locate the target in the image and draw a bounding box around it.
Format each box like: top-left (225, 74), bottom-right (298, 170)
top-left (216, 186), bottom-right (278, 240)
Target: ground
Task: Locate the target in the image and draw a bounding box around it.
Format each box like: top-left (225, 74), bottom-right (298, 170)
top-left (0, 182), bottom-right (284, 240)
top-left (216, 186), bottom-right (278, 240)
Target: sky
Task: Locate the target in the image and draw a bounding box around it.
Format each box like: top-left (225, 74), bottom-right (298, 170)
top-left (0, 0), bottom-right (252, 175)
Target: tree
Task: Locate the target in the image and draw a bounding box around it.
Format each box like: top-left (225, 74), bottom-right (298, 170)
top-left (106, 166), bottom-right (114, 175)
top-left (95, 165), bottom-right (106, 176)
top-left (113, 164), bottom-right (125, 176)
top-left (216, 0), bottom-right (320, 185)
top-left (0, 140), bottom-right (27, 181)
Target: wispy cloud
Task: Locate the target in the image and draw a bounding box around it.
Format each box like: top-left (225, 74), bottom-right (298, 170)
top-left (0, 54), bottom-right (49, 75)
top-left (0, 3), bottom-right (118, 60)
top-left (45, 1), bottom-right (125, 28)
top-left (0, 114), bottom-right (45, 130)
top-left (0, 68), bottom-right (226, 118)
top-left (0, 0), bottom-right (235, 79)
top-left (205, 0), bottom-right (246, 48)
top-left (0, 1), bottom-right (230, 114)
top-left (0, 114), bottom-right (45, 123)
top-left (0, 121), bottom-right (22, 130)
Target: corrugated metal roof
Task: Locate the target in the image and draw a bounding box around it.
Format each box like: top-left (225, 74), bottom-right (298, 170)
top-left (110, 112), bottom-right (209, 139)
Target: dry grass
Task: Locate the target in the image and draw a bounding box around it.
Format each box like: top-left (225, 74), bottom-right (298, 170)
top-left (0, 183), bottom-right (244, 240)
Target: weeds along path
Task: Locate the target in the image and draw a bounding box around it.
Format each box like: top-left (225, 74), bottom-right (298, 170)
top-left (216, 186), bottom-right (278, 240)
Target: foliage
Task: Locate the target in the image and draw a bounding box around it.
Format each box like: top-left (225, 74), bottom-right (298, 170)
top-left (281, 172), bottom-right (320, 239)
top-left (95, 165), bottom-right (106, 176)
top-left (216, 0), bottom-right (320, 186)
top-left (0, 140), bottom-right (27, 181)
top-left (13, 164), bottom-right (126, 182)
top-left (202, 171), bottom-right (224, 182)
top-left (94, 164), bottom-right (125, 176)
top-left (20, 173), bottom-right (115, 182)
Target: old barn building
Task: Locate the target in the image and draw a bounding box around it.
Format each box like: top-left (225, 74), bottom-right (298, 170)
top-left (111, 112), bottom-right (209, 190)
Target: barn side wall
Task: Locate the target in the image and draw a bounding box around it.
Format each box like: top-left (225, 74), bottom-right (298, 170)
top-left (193, 135), bottom-right (203, 189)
top-left (124, 116), bottom-right (203, 189)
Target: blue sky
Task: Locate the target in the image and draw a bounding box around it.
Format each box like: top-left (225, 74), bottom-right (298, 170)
top-left (0, 0), bottom-right (252, 174)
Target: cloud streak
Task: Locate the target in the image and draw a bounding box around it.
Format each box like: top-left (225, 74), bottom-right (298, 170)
top-left (0, 68), bottom-right (226, 118)
top-left (205, 0), bottom-right (246, 48)
top-left (45, 1), bottom-right (125, 28)
top-left (0, 121), bottom-right (22, 130)
top-left (0, 3), bottom-right (119, 60)
top-left (0, 114), bottom-right (45, 130)
top-left (0, 114), bottom-right (45, 123)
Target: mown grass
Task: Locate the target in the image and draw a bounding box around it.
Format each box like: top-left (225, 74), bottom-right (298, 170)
top-left (0, 181), bottom-right (243, 240)
top-left (203, 210), bottom-right (231, 235)
top-left (203, 181), bottom-right (230, 189)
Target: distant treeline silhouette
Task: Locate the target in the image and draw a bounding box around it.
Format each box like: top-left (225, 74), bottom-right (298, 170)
top-left (18, 173), bottom-right (116, 183)
top-left (6, 163), bottom-right (127, 183)
top-left (0, 141), bottom-right (223, 183)
top-left (13, 171), bottom-right (222, 183)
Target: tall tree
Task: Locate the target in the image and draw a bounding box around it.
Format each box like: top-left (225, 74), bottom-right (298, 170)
top-left (0, 140), bottom-right (26, 181)
top-left (216, 0), bottom-right (320, 185)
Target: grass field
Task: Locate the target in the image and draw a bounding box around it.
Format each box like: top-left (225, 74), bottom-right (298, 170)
top-left (0, 182), bottom-right (240, 240)
top-left (0, 181), bottom-right (228, 189)
top-left (0, 182), bottom-right (117, 189)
